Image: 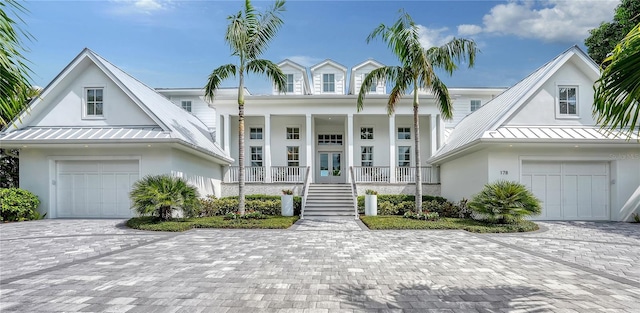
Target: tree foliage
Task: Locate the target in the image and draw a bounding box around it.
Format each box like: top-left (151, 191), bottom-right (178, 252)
top-left (357, 10), bottom-right (477, 212)
top-left (585, 0), bottom-right (640, 65)
top-left (129, 175), bottom-right (201, 221)
top-left (469, 181), bottom-right (542, 224)
top-left (204, 0), bottom-right (286, 215)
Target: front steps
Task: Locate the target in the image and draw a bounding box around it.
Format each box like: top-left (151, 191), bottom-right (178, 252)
top-left (303, 184), bottom-right (356, 219)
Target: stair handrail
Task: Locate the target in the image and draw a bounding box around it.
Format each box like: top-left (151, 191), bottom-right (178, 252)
top-left (349, 166), bottom-right (358, 220)
top-left (301, 166), bottom-right (311, 219)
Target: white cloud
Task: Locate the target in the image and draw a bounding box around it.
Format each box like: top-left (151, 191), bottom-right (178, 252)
top-left (457, 24), bottom-right (482, 36)
top-left (416, 25), bottom-right (454, 49)
top-left (457, 0), bottom-right (619, 43)
top-left (285, 55), bottom-right (322, 67)
top-left (109, 0), bottom-right (171, 15)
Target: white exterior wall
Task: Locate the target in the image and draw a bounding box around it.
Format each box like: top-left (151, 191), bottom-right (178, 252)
top-left (166, 95), bottom-right (216, 130)
top-left (30, 62), bottom-right (157, 127)
top-left (270, 116), bottom-right (307, 166)
top-left (229, 116), bottom-right (265, 166)
top-left (439, 149), bottom-right (489, 201)
top-left (19, 146), bottom-right (172, 218)
top-left (445, 95), bottom-right (498, 128)
top-left (353, 115), bottom-right (390, 166)
top-left (170, 148), bottom-right (223, 198)
top-left (505, 60), bottom-right (597, 126)
top-left (352, 64), bottom-right (384, 95)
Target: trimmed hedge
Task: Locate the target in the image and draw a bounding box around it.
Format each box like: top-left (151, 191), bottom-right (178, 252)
top-left (357, 194), bottom-right (447, 215)
top-left (199, 195), bottom-right (302, 217)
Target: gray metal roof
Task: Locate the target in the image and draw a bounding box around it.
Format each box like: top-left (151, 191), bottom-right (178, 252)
top-left (485, 127), bottom-right (640, 141)
top-left (0, 127), bottom-right (170, 142)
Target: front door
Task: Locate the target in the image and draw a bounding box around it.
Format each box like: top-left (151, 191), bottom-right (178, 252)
top-left (317, 152), bottom-right (343, 183)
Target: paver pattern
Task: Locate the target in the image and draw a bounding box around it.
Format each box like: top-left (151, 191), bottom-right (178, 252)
top-left (0, 219), bottom-right (639, 313)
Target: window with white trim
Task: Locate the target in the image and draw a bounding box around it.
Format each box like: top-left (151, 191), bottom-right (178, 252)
top-left (322, 73), bottom-right (335, 92)
top-left (85, 88), bottom-right (104, 117)
top-left (361, 146), bottom-right (373, 166)
top-left (360, 127), bottom-right (373, 140)
top-left (363, 73), bottom-right (376, 92)
top-left (397, 146), bottom-right (411, 167)
top-left (250, 146), bottom-right (263, 166)
top-left (286, 127), bottom-right (300, 140)
top-left (318, 134), bottom-right (343, 145)
top-left (181, 100), bottom-right (192, 112)
top-left (249, 127), bottom-right (263, 140)
top-left (397, 127), bottom-right (411, 140)
top-left (470, 100), bottom-right (481, 112)
top-left (558, 86), bottom-right (578, 115)
top-left (287, 146), bottom-right (299, 166)
top-left (285, 74), bottom-right (294, 93)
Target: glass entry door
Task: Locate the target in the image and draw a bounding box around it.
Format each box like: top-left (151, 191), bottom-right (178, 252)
top-left (317, 152), bottom-right (343, 183)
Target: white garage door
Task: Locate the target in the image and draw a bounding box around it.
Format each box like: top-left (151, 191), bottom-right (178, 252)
top-left (521, 161), bottom-right (609, 220)
top-left (56, 160), bottom-right (139, 218)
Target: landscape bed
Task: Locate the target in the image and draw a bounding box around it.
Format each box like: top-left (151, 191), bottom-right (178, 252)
top-left (127, 216), bottom-right (300, 232)
top-left (360, 216), bottom-right (539, 233)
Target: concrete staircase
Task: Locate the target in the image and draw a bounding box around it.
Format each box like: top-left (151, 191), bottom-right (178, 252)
top-left (303, 184), bottom-right (356, 219)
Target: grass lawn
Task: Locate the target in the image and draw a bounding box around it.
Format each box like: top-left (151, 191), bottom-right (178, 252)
top-left (360, 216), bottom-right (539, 233)
top-left (127, 216), bottom-right (299, 232)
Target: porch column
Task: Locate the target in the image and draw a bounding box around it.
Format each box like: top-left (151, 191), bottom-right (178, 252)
top-left (223, 114), bottom-right (231, 156)
top-left (389, 114), bottom-right (396, 183)
top-left (215, 113), bottom-right (222, 145)
top-left (264, 114), bottom-right (272, 183)
top-left (430, 114), bottom-right (437, 157)
top-left (305, 114), bottom-right (312, 172)
top-left (437, 114), bottom-right (445, 149)
top-left (347, 114), bottom-right (354, 183)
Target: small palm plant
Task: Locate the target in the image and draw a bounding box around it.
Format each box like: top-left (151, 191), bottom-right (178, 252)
top-left (469, 181), bottom-right (541, 224)
top-left (129, 175), bottom-right (200, 221)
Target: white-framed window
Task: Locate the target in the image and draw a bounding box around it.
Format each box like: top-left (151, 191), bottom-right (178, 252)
top-left (318, 134), bottom-right (343, 145)
top-left (360, 127), bottom-right (374, 140)
top-left (363, 73), bottom-right (376, 92)
top-left (470, 100), bottom-right (481, 112)
top-left (249, 127), bottom-right (263, 140)
top-left (286, 74), bottom-right (294, 93)
top-left (397, 127), bottom-right (411, 140)
top-left (85, 87), bottom-right (104, 118)
top-left (558, 85), bottom-right (578, 115)
top-left (181, 100), bottom-right (192, 112)
top-left (287, 146), bottom-right (299, 166)
top-left (322, 73), bottom-right (335, 93)
top-left (250, 146), bottom-right (263, 166)
top-left (361, 146), bottom-right (373, 166)
top-left (286, 127), bottom-right (300, 140)
top-left (397, 146), bottom-right (411, 167)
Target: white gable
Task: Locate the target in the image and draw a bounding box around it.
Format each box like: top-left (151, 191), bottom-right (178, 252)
top-left (274, 60), bottom-right (310, 95)
top-left (310, 60), bottom-right (347, 95)
top-left (349, 59), bottom-right (385, 95)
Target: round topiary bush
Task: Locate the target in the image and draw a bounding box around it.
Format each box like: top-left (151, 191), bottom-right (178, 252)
top-left (129, 175), bottom-right (200, 221)
top-left (0, 188), bottom-right (41, 222)
top-left (469, 180), bottom-right (542, 224)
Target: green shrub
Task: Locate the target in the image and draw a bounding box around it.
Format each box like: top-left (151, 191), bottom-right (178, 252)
top-left (423, 199), bottom-right (473, 218)
top-left (129, 175), bottom-right (200, 221)
top-left (0, 188), bottom-right (41, 221)
top-left (377, 201), bottom-right (398, 215)
top-left (403, 211), bottom-right (439, 221)
top-left (357, 194), bottom-right (447, 212)
top-left (198, 195), bottom-right (302, 216)
top-left (469, 181), bottom-right (542, 224)
top-left (224, 210), bottom-right (267, 220)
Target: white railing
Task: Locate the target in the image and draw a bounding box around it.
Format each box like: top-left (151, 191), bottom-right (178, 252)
top-left (352, 166), bottom-right (391, 183)
top-left (349, 166), bottom-right (359, 220)
top-left (228, 166), bottom-right (265, 182)
top-left (271, 166), bottom-right (306, 183)
top-left (301, 166), bottom-right (311, 219)
top-left (395, 166), bottom-right (440, 183)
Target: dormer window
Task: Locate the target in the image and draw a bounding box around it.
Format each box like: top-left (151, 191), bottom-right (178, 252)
top-left (364, 73), bottom-right (376, 92)
top-left (558, 86), bottom-right (578, 115)
top-left (470, 100), bottom-right (481, 112)
top-left (85, 87), bottom-right (104, 118)
top-left (322, 74), bottom-right (335, 93)
top-left (181, 100), bottom-right (192, 112)
top-left (285, 74), bottom-right (294, 93)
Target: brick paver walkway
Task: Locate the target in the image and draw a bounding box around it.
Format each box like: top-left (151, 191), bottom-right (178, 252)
top-left (1, 219), bottom-right (638, 312)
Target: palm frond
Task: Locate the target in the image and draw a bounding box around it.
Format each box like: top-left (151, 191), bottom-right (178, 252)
top-left (386, 67), bottom-right (412, 115)
top-left (246, 59), bottom-right (286, 93)
top-left (357, 66), bottom-right (398, 112)
top-left (204, 64), bottom-right (237, 102)
top-left (428, 38), bottom-right (478, 75)
top-left (247, 0), bottom-right (285, 59)
top-left (426, 73), bottom-right (453, 120)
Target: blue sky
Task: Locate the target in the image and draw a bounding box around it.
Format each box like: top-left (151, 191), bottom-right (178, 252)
top-left (20, 0), bottom-right (620, 95)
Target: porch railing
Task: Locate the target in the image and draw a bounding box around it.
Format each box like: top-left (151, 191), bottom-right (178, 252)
top-left (352, 166), bottom-right (391, 183)
top-left (395, 166), bottom-right (440, 184)
top-left (271, 166), bottom-right (307, 183)
top-left (227, 166), bottom-right (265, 183)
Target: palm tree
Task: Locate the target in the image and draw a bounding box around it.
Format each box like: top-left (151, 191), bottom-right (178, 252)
top-left (593, 23), bottom-right (640, 139)
top-left (204, 0), bottom-right (287, 215)
top-left (357, 11), bottom-right (477, 212)
top-left (129, 175), bottom-right (201, 221)
top-left (0, 0), bottom-right (33, 128)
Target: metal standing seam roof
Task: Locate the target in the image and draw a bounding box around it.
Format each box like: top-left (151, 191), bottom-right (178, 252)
top-left (485, 127), bottom-right (640, 141)
top-left (429, 46), bottom-right (604, 163)
top-left (0, 127), bottom-right (171, 142)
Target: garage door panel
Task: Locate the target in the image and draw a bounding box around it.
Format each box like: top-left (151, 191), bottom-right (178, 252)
top-left (591, 175), bottom-right (609, 219)
top-left (522, 162), bottom-right (561, 174)
top-left (544, 175), bottom-right (563, 219)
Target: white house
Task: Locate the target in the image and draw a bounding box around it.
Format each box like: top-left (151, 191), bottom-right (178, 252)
top-left (1, 46), bottom-right (638, 221)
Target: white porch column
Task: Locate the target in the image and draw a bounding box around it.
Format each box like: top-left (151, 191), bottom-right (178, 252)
top-left (430, 114), bottom-right (438, 157)
top-left (347, 114), bottom-right (354, 183)
top-left (223, 114), bottom-right (231, 157)
top-left (305, 114), bottom-right (312, 171)
top-left (215, 113), bottom-right (222, 145)
top-left (389, 114), bottom-right (396, 183)
top-left (437, 114), bottom-right (445, 150)
top-left (264, 114), bottom-right (272, 183)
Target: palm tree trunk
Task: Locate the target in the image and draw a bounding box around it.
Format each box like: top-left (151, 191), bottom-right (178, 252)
top-left (413, 87), bottom-right (422, 213)
top-left (238, 70), bottom-right (246, 215)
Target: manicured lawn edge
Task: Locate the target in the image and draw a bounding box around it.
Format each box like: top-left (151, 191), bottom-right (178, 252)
top-left (360, 216), bottom-right (539, 233)
top-left (127, 216), bottom-right (300, 232)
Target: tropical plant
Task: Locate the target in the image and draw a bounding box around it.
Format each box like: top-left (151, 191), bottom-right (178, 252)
top-left (0, 187), bottom-right (40, 221)
top-left (281, 189), bottom-right (293, 195)
top-left (469, 181), bottom-right (542, 224)
top-left (593, 22), bottom-right (640, 139)
top-left (365, 189), bottom-right (378, 195)
top-left (357, 10), bottom-right (478, 212)
top-left (1, 0), bottom-right (34, 128)
top-left (585, 0), bottom-right (639, 65)
top-left (129, 175), bottom-right (200, 221)
top-left (204, 0), bottom-right (287, 215)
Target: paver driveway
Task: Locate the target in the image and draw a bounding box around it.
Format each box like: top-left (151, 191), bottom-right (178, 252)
top-left (0, 219), bottom-right (639, 313)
